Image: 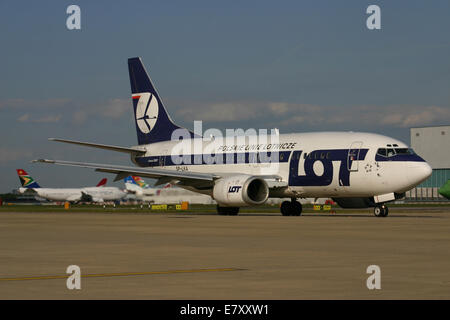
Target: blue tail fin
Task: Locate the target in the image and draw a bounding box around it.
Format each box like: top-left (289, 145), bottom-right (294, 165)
top-left (124, 175), bottom-right (136, 185)
top-left (128, 57), bottom-right (193, 145)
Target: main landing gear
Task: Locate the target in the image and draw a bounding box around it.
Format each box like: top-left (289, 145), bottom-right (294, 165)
top-left (217, 205), bottom-right (239, 216)
top-left (280, 199), bottom-right (302, 216)
top-left (374, 204), bottom-right (389, 217)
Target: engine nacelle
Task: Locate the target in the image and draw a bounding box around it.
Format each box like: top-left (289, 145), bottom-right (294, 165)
top-left (213, 175), bottom-right (269, 206)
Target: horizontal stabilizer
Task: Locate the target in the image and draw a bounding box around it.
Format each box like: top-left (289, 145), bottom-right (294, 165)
top-left (49, 138), bottom-right (146, 154)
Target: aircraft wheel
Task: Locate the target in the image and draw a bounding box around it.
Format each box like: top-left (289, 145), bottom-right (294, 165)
top-left (281, 201), bottom-right (302, 216)
top-left (227, 207), bottom-right (239, 216)
top-left (280, 201), bottom-right (292, 216)
top-left (374, 205), bottom-right (388, 217)
top-left (382, 206), bottom-right (389, 217)
top-left (291, 200), bottom-right (303, 216)
top-left (217, 205), bottom-right (239, 216)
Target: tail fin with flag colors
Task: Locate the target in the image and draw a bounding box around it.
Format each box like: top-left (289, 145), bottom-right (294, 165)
top-left (16, 169), bottom-right (41, 188)
top-left (124, 175), bottom-right (150, 189)
top-left (96, 178), bottom-right (107, 187)
top-left (124, 176), bottom-right (136, 185)
top-left (132, 176), bottom-right (150, 189)
top-left (128, 57), bottom-right (195, 145)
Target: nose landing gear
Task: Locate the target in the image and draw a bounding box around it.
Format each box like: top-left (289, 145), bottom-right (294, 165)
top-left (281, 199), bottom-right (302, 216)
top-left (374, 204), bottom-right (389, 217)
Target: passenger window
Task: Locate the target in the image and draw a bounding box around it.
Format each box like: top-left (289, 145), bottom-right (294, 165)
top-left (377, 148), bottom-right (387, 157)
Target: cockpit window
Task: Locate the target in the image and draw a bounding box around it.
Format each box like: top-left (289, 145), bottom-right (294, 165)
top-left (394, 148), bottom-right (414, 155)
top-left (377, 147), bottom-right (415, 157)
top-left (386, 148), bottom-right (395, 157)
top-left (377, 148), bottom-right (387, 157)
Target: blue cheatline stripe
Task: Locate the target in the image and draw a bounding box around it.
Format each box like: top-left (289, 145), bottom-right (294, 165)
top-left (135, 151), bottom-right (293, 167)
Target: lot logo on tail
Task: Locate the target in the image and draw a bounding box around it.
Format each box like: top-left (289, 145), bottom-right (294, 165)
top-left (133, 92), bottom-right (159, 133)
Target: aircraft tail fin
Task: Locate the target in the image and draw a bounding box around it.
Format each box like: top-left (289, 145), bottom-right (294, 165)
top-left (132, 176), bottom-right (149, 189)
top-left (16, 169), bottom-right (41, 188)
top-left (128, 57), bottom-right (196, 145)
top-left (124, 176), bottom-right (136, 185)
top-left (123, 175), bottom-right (149, 189)
top-left (96, 178), bottom-right (107, 187)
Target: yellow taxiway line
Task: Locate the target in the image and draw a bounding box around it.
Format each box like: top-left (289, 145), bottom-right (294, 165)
top-left (0, 268), bottom-right (244, 282)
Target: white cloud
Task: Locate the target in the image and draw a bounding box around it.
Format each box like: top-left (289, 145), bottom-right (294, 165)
top-left (174, 99), bottom-right (450, 129)
top-left (17, 113), bottom-right (62, 123)
top-left (70, 98), bottom-right (129, 124)
top-left (17, 113), bottom-right (30, 122)
top-left (0, 148), bottom-right (33, 164)
top-left (2, 97), bottom-right (130, 125)
top-left (381, 106), bottom-right (450, 127)
top-left (98, 98), bottom-right (129, 119)
top-left (0, 98), bottom-right (70, 110)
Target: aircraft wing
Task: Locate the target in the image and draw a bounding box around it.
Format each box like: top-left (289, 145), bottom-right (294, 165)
top-left (33, 159), bottom-right (288, 190)
top-left (33, 159), bottom-right (218, 188)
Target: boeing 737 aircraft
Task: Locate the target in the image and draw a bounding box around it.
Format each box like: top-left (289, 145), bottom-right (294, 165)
top-left (17, 169), bottom-right (126, 203)
top-left (35, 57), bottom-right (432, 217)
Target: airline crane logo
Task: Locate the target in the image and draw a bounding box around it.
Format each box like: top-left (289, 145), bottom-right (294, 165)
top-left (132, 92), bottom-right (159, 133)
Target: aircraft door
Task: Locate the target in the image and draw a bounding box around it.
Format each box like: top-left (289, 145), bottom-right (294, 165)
top-left (348, 141), bottom-right (363, 172)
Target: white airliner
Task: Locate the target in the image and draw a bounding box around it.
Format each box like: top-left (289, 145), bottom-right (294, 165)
top-left (34, 57), bottom-right (432, 217)
top-left (17, 169), bottom-right (126, 203)
top-left (123, 175), bottom-right (214, 204)
top-left (123, 175), bottom-right (157, 197)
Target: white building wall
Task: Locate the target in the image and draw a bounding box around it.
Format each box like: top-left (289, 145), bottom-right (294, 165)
top-left (410, 126), bottom-right (450, 169)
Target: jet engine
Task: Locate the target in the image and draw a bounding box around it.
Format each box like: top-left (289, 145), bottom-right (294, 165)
top-left (213, 175), bottom-right (269, 206)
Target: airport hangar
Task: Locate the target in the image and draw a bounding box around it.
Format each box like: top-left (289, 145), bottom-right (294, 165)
top-left (406, 125), bottom-right (450, 201)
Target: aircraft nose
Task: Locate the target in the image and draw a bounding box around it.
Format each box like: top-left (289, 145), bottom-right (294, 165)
top-left (407, 162), bottom-right (432, 186)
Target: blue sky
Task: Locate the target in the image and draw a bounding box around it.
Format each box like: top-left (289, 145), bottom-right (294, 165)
top-left (0, 0), bottom-right (449, 192)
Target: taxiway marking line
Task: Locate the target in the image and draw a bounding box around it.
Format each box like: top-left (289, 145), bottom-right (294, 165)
top-left (0, 268), bottom-right (244, 282)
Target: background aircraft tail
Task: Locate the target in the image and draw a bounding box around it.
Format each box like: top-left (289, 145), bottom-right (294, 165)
top-left (96, 178), bottom-right (107, 187)
top-left (128, 57), bottom-right (195, 145)
top-left (16, 169), bottom-right (41, 188)
top-left (124, 175), bottom-right (149, 189)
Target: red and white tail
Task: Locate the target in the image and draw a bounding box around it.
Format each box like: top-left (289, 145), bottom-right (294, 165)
top-left (96, 178), bottom-right (107, 187)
